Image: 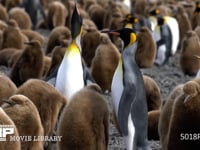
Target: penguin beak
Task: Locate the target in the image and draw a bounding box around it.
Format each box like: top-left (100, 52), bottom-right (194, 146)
top-left (101, 29), bottom-right (120, 36)
top-left (24, 41), bottom-right (34, 46)
top-left (2, 99), bottom-right (17, 106)
top-left (183, 94), bottom-right (192, 103)
top-left (193, 54), bottom-right (200, 59)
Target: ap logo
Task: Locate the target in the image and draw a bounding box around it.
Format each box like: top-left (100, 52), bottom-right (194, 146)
top-left (0, 125), bottom-right (14, 141)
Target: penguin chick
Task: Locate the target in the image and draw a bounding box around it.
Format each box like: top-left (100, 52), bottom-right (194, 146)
top-left (166, 80), bottom-right (200, 150)
top-left (81, 28), bottom-right (101, 67)
top-left (42, 56), bottom-right (51, 78)
top-left (47, 1), bottom-right (67, 29)
top-left (8, 7), bottom-right (32, 30)
top-left (175, 5), bottom-right (192, 47)
top-left (91, 33), bottom-right (120, 92)
top-left (103, 0), bottom-right (124, 29)
top-left (4, 0), bottom-right (23, 11)
top-left (158, 84), bottom-right (184, 150)
top-left (0, 4), bottom-right (8, 21)
top-left (0, 107), bottom-right (20, 150)
top-left (16, 79), bottom-right (67, 136)
top-left (10, 40), bottom-right (44, 87)
top-left (0, 20), bottom-right (8, 31)
top-left (0, 48), bottom-right (22, 67)
top-left (136, 27), bottom-right (156, 68)
top-left (2, 94), bottom-right (44, 150)
top-left (21, 29), bottom-right (46, 47)
top-left (180, 31), bottom-right (200, 76)
top-left (2, 19), bottom-right (25, 49)
top-left (46, 26), bottom-right (71, 54)
top-left (57, 84), bottom-right (109, 150)
top-left (0, 73), bottom-right (17, 105)
top-left (143, 75), bottom-right (162, 111)
top-left (148, 110), bottom-right (160, 140)
top-left (82, 18), bottom-right (97, 30)
top-left (87, 3), bottom-right (106, 30)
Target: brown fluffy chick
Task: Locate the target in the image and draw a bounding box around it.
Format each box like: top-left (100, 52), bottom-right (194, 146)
top-left (91, 33), bottom-right (120, 92)
top-left (0, 107), bottom-right (20, 150)
top-left (10, 40), bottom-right (44, 87)
top-left (57, 84), bottom-right (109, 150)
top-left (2, 94), bottom-right (44, 150)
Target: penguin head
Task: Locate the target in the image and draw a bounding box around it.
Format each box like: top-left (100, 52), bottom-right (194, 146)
top-left (125, 14), bottom-right (139, 24)
top-left (124, 14), bottom-right (139, 29)
top-left (71, 3), bottom-right (83, 40)
top-left (103, 28), bottom-right (137, 49)
top-left (2, 99), bottom-right (17, 107)
top-left (183, 81), bottom-right (200, 103)
top-left (149, 8), bottom-right (160, 16)
top-left (194, 2), bottom-right (200, 15)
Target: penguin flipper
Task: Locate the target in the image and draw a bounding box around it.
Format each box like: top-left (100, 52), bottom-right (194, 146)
top-left (44, 66), bottom-right (58, 82)
top-left (118, 83), bottom-right (136, 136)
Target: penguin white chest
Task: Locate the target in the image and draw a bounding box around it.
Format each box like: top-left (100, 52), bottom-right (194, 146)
top-left (56, 54), bottom-right (84, 101)
top-left (111, 61), bottom-right (124, 117)
top-left (165, 16), bottom-right (179, 55)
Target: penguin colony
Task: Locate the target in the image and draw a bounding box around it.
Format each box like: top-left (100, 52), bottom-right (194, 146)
top-left (0, 0), bottom-right (200, 150)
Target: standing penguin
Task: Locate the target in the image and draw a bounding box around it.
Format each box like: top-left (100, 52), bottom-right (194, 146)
top-left (106, 28), bottom-right (150, 150)
top-left (154, 16), bottom-right (172, 66)
top-left (55, 4), bottom-right (84, 101)
top-left (149, 8), bottom-right (179, 65)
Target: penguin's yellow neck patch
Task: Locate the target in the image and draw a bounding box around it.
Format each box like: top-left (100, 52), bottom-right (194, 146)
top-left (134, 18), bottom-right (138, 23)
top-left (65, 40), bottom-right (80, 57)
top-left (116, 55), bottom-right (123, 75)
top-left (129, 33), bottom-right (137, 46)
top-left (119, 55), bottom-right (122, 64)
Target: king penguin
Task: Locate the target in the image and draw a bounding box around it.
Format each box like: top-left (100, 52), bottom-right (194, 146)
top-left (149, 8), bottom-right (179, 66)
top-left (154, 16), bottom-right (172, 66)
top-left (55, 4), bottom-right (84, 101)
top-left (107, 28), bottom-right (150, 150)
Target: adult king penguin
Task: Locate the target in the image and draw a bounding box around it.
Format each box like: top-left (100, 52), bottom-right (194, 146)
top-left (55, 4), bottom-right (84, 101)
top-left (106, 28), bottom-right (150, 150)
top-left (149, 9), bottom-right (179, 66)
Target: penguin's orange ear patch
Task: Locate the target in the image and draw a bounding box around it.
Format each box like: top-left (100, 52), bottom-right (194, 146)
top-left (197, 3), bottom-right (200, 8)
top-left (155, 9), bottom-right (160, 14)
top-left (134, 18), bottom-right (138, 23)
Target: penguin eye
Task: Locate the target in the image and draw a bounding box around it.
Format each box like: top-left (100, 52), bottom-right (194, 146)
top-left (130, 33), bottom-right (137, 44)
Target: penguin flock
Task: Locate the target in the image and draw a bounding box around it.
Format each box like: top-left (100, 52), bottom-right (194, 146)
top-left (0, 0), bottom-right (200, 150)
